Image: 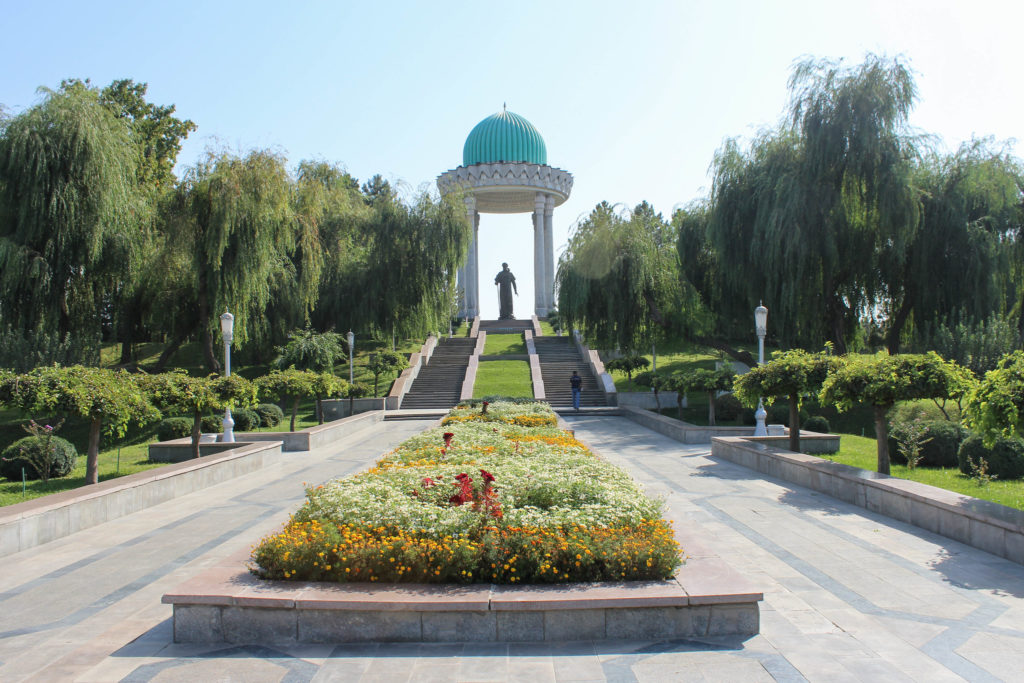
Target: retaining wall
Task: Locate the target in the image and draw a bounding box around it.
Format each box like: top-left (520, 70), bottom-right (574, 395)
top-left (620, 406), bottom-right (839, 453)
top-left (0, 440), bottom-right (284, 556)
top-left (711, 436), bottom-right (1024, 566)
top-left (149, 410), bottom-right (384, 460)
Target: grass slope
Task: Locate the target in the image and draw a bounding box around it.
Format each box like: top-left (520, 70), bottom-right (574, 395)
top-left (473, 361), bottom-right (533, 399)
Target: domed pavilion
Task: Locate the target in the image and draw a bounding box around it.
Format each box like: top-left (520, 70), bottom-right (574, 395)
top-left (437, 107), bottom-right (573, 319)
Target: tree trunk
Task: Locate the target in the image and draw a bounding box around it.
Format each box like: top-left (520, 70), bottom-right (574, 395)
top-left (196, 275), bottom-right (221, 373)
top-left (707, 391), bottom-right (716, 426)
top-left (874, 405), bottom-right (891, 475)
top-left (86, 417), bottom-right (102, 485)
top-left (788, 393), bottom-right (801, 453)
top-left (885, 298), bottom-right (914, 354)
top-left (200, 325), bottom-right (220, 374)
top-left (677, 393), bottom-right (684, 420)
top-left (692, 335), bottom-right (756, 367)
top-left (191, 410), bottom-right (202, 459)
top-left (153, 325), bottom-right (194, 372)
top-left (316, 397), bottom-right (324, 425)
top-left (291, 397), bottom-right (300, 432)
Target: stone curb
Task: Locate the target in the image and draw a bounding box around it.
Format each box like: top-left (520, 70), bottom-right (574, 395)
top-left (162, 553), bottom-right (761, 643)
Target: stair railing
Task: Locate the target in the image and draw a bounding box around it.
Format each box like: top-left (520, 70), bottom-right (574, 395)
top-left (524, 330), bottom-right (546, 400)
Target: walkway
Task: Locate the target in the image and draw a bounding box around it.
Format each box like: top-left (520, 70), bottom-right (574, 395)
top-left (1, 416), bottom-right (1023, 681)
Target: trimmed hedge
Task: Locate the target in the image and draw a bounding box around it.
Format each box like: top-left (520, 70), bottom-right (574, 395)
top-left (957, 434), bottom-right (1024, 480)
top-left (804, 415), bottom-right (831, 433)
top-left (1, 435), bottom-right (77, 481)
top-left (255, 403), bottom-right (284, 428)
top-left (201, 415), bottom-right (224, 433)
top-left (232, 408), bottom-right (261, 431)
top-left (157, 417), bottom-right (193, 442)
top-left (713, 394), bottom-right (743, 421)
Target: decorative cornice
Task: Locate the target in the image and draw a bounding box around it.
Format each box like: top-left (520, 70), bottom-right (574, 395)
top-left (437, 162), bottom-right (574, 205)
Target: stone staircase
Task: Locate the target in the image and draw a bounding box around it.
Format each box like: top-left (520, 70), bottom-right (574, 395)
top-left (399, 337), bottom-right (476, 409)
top-left (534, 336), bottom-right (607, 408)
top-left (478, 319), bottom-right (533, 335)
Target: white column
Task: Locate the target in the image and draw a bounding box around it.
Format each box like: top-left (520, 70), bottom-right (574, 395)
top-left (456, 263), bottom-right (467, 319)
top-left (472, 212), bottom-right (481, 317)
top-left (533, 193), bottom-right (547, 317)
top-left (544, 195), bottom-right (555, 312)
top-left (464, 196), bottom-right (477, 318)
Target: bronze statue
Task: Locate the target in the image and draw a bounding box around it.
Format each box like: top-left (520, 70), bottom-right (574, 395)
top-left (494, 263), bottom-right (518, 320)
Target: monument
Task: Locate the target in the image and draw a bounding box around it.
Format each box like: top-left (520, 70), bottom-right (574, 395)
top-left (437, 106), bottom-right (573, 319)
top-left (494, 262), bottom-right (518, 319)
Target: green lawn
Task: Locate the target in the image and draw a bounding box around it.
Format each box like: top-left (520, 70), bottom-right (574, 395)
top-left (0, 398), bottom-right (327, 507)
top-left (472, 361), bottom-right (533, 398)
top-left (483, 333), bottom-right (526, 355)
top-left (0, 440), bottom-right (163, 506)
top-left (822, 434), bottom-right (1024, 511)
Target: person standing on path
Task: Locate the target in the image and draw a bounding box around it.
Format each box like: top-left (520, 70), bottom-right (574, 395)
top-left (570, 370), bottom-right (582, 411)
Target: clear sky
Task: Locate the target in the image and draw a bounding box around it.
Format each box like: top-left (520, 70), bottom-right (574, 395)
top-left (2, 0), bottom-right (1021, 320)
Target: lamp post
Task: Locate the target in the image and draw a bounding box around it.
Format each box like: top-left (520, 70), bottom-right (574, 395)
top-left (754, 303), bottom-right (768, 437)
top-left (220, 311), bottom-right (235, 443)
top-left (347, 330), bottom-right (355, 417)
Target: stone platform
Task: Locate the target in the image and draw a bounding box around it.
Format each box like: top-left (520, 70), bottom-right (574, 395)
top-left (163, 547), bottom-right (762, 644)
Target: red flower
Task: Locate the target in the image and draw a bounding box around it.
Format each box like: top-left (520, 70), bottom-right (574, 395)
top-left (421, 476), bottom-right (436, 488)
top-left (443, 432), bottom-right (454, 448)
top-left (480, 469), bottom-right (495, 483)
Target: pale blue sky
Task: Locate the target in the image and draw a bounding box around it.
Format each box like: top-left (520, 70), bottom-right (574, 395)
top-left (3, 1), bottom-right (1021, 320)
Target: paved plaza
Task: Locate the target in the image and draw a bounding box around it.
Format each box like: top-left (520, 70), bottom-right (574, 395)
top-left (1, 415), bottom-right (1023, 681)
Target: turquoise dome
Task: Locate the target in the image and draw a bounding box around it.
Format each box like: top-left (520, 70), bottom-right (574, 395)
top-left (462, 109), bottom-right (547, 166)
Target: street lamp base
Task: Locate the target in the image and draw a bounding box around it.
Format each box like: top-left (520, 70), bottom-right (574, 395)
top-left (754, 401), bottom-right (768, 438)
top-left (222, 408), bottom-right (235, 443)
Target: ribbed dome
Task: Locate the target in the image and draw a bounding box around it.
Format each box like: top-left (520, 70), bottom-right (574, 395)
top-left (462, 109), bottom-right (547, 166)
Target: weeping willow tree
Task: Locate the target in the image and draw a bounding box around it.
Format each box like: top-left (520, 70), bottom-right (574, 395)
top-left (334, 186), bottom-right (470, 342)
top-left (883, 139), bottom-right (1024, 352)
top-left (158, 150), bottom-right (310, 371)
top-left (707, 54), bottom-right (920, 354)
top-left (0, 84), bottom-right (142, 346)
top-left (557, 201), bottom-right (703, 353)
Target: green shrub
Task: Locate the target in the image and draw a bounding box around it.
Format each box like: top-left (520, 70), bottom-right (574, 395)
top-left (957, 433), bottom-right (1024, 480)
top-left (804, 415), bottom-right (831, 433)
top-left (888, 420), bottom-right (966, 468)
top-left (255, 403), bottom-right (284, 428)
top-left (1, 435), bottom-right (77, 481)
top-left (157, 417), bottom-right (193, 442)
top-left (232, 408), bottom-right (261, 431)
top-left (713, 393), bottom-right (743, 421)
top-left (201, 415), bottom-right (224, 433)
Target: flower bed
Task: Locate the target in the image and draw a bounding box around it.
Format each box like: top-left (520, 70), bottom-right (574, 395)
top-left (251, 400), bottom-right (681, 584)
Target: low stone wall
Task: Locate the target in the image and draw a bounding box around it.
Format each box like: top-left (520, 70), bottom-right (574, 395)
top-left (321, 397), bottom-right (386, 420)
top-left (460, 332), bottom-right (486, 401)
top-left (0, 440), bottom-right (284, 556)
top-left (711, 436), bottom-right (1024, 566)
top-left (620, 406), bottom-right (839, 453)
top-left (149, 411), bottom-right (384, 460)
top-left (388, 335), bottom-right (437, 410)
top-left (164, 552), bottom-right (761, 644)
top-left (524, 330), bottom-right (545, 400)
top-left (617, 391), bottom-right (680, 411)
